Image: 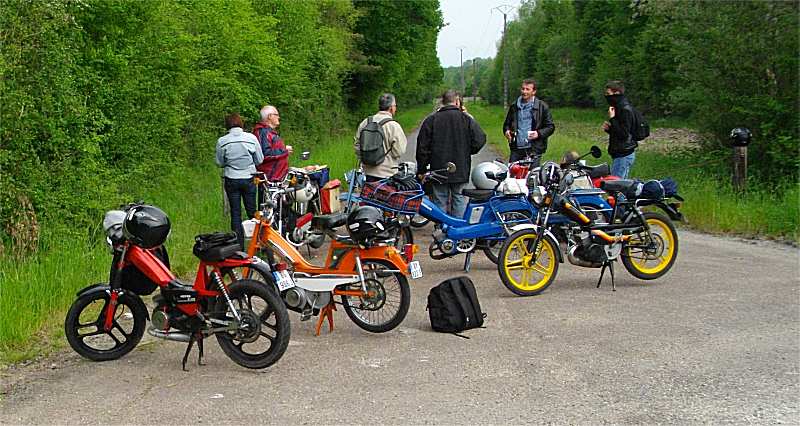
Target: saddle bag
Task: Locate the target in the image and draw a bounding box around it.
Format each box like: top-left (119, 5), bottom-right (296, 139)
top-left (427, 276), bottom-right (486, 337)
top-left (192, 232), bottom-right (240, 262)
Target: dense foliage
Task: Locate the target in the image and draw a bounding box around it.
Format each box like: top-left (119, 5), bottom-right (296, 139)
top-left (0, 0), bottom-right (443, 256)
top-left (457, 0), bottom-right (799, 181)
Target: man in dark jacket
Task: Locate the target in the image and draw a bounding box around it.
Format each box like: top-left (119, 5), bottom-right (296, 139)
top-left (601, 80), bottom-right (637, 179)
top-left (417, 90), bottom-right (486, 218)
top-left (503, 79), bottom-right (555, 166)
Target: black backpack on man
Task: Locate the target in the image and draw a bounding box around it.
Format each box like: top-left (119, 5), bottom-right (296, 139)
top-left (359, 116), bottom-right (395, 166)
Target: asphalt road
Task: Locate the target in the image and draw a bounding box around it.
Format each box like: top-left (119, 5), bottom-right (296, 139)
top-left (1, 128), bottom-right (798, 424)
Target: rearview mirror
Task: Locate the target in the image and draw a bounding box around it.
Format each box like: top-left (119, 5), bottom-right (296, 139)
top-left (446, 162), bottom-right (456, 173)
top-left (301, 151), bottom-right (310, 161)
top-left (590, 146), bottom-right (602, 158)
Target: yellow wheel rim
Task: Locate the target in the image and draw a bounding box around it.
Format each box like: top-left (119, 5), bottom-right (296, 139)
top-left (502, 233), bottom-right (556, 292)
top-left (626, 217), bottom-right (675, 274)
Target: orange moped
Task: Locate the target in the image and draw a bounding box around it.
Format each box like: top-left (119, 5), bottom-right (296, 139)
top-left (243, 182), bottom-right (421, 335)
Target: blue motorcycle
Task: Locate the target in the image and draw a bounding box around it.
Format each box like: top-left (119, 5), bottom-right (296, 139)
top-left (420, 156), bottom-right (615, 272)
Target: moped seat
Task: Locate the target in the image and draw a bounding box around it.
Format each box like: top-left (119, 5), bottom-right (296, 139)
top-left (312, 212), bottom-right (347, 230)
top-left (462, 188), bottom-right (494, 202)
top-left (600, 179), bottom-right (637, 193)
top-left (584, 163), bottom-right (610, 179)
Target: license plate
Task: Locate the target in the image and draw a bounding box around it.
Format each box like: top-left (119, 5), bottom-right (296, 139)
top-left (408, 261), bottom-right (423, 279)
top-left (273, 270), bottom-right (295, 291)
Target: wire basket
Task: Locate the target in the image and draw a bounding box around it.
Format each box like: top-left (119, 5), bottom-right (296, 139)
top-left (360, 181), bottom-right (424, 214)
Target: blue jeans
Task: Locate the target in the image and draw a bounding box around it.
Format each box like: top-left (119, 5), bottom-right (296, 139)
top-left (224, 177), bottom-right (257, 249)
top-left (431, 182), bottom-right (467, 219)
top-left (611, 152), bottom-right (636, 179)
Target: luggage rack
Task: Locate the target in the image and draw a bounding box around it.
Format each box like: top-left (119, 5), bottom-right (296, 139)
top-left (359, 180), bottom-right (424, 215)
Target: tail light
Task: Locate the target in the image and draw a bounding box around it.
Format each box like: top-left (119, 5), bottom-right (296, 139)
top-left (274, 262), bottom-right (288, 272)
top-left (402, 244), bottom-right (416, 262)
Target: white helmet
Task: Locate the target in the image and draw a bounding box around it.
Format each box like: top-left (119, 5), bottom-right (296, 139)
top-left (289, 180), bottom-right (317, 203)
top-left (471, 161), bottom-right (507, 190)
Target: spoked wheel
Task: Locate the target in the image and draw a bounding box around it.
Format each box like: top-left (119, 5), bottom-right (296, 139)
top-left (64, 290), bottom-right (147, 361)
top-left (340, 260), bottom-right (411, 333)
top-left (483, 210), bottom-right (533, 264)
top-left (215, 279), bottom-right (290, 369)
top-left (621, 212), bottom-right (679, 280)
top-left (498, 229), bottom-right (559, 296)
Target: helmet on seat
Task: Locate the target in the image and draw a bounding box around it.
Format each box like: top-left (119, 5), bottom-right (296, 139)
top-left (538, 162), bottom-right (562, 187)
top-left (123, 205), bottom-right (171, 248)
top-left (471, 161), bottom-right (507, 190)
top-left (346, 206), bottom-right (386, 243)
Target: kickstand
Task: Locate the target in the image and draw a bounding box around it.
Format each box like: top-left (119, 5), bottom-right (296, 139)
top-left (463, 252), bottom-right (472, 273)
top-left (596, 261), bottom-right (617, 291)
top-left (315, 302), bottom-right (336, 336)
top-left (181, 332), bottom-right (205, 371)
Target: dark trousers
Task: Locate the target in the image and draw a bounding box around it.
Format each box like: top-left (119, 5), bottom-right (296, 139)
top-left (224, 177), bottom-right (257, 249)
top-left (509, 147), bottom-right (542, 168)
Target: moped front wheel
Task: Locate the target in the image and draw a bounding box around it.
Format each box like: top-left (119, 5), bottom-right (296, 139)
top-left (64, 289), bottom-right (147, 361)
top-left (340, 260), bottom-right (411, 333)
top-left (498, 229), bottom-right (559, 296)
top-left (621, 212), bottom-right (678, 280)
top-left (215, 279), bottom-right (290, 369)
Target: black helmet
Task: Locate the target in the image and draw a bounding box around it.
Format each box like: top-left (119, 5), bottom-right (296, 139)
top-left (123, 205), bottom-right (171, 248)
top-left (729, 127), bottom-right (751, 147)
top-left (346, 206), bottom-right (386, 243)
top-left (539, 161), bottom-right (562, 186)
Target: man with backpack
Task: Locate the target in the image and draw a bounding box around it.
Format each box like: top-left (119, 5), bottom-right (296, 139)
top-left (354, 93), bottom-right (407, 182)
top-left (416, 90), bottom-right (486, 218)
top-left (601, 80), bottom-right (648, 179)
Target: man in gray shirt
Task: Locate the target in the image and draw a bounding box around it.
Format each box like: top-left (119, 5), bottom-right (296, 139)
top-left (215, 113), bottom-right (263, 248)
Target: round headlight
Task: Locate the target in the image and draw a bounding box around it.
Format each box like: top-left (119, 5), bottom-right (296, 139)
top-left (530, 186), bottom-right (546, 206)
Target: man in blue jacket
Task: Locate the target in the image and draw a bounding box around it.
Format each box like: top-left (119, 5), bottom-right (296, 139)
top-left (503, 79), bottom-right (555, 167)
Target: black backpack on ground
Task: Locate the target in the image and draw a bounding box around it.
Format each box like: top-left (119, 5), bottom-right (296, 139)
top-left (427, 276), bottom-right (486, 337)
top-left (359, 116), bottom-right (395, 166)
top-left (624, 104), bottom-right (650, 141)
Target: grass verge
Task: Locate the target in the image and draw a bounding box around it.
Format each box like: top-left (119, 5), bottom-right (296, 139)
top-left (466, 101), bottom-right (799, 243)
top-left (0, 105), bottom-right (432, 364)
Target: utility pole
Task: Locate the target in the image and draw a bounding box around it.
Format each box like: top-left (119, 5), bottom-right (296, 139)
top-left (472, 58), bottom-right (477, 98)
top-left (493, 5), bottom-right (515, 108)
top-left (458, 46), bottom-right (466, 95)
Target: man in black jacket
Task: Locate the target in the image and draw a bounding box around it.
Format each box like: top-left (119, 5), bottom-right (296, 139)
top-left (417, 90), bottom-right (486, 218)
top-left (601, 80), bottom-right (637, 179)
top-left (503, 79), bottom-right (555, 166)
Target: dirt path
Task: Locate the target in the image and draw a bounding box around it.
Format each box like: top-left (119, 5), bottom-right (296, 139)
top-left (2, 128), bottom-right (798, 424)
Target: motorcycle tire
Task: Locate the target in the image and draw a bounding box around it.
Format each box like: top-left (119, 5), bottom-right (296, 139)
top-left (340, 260), bottom-right (411, 333)
top-left (483, 210), bottom-right (533, 264)
top-left (410, 214), bottom-right (430, 228)
top-left (621, 211), bottom-right (679, 280)
top-left (393, 225), bottom-right (414, 248)
top-left (216, 279), bottom-right (290, 369)
top-left (64, 289), bottom-right (147, 361)
top-left (497, 229), bottom-right (560, 296)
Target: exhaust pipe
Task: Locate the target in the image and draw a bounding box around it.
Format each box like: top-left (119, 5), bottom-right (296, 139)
top-left (148, 328), bottom-right (191, 342)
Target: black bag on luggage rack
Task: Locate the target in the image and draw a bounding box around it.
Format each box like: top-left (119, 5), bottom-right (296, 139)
top-left (427, 276), bottom-right (486, 338)
top-left (192, 232), bottom-right (241, 262)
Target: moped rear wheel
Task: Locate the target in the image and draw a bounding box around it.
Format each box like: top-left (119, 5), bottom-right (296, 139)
top-left (216, 279), bottom-right (290, 369)
top-left (498, 229), bottom-right (559, 296)
top-left (410, 214), bottom-right (430, 228)
top-left (64, 290), bottom-right (147, 361)
top-left (483, 210), bottom-right (533, 264)
top-left (340, 260), bottom-right (411, 333)
top-left (621, 212), bottom-right (678, 280)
